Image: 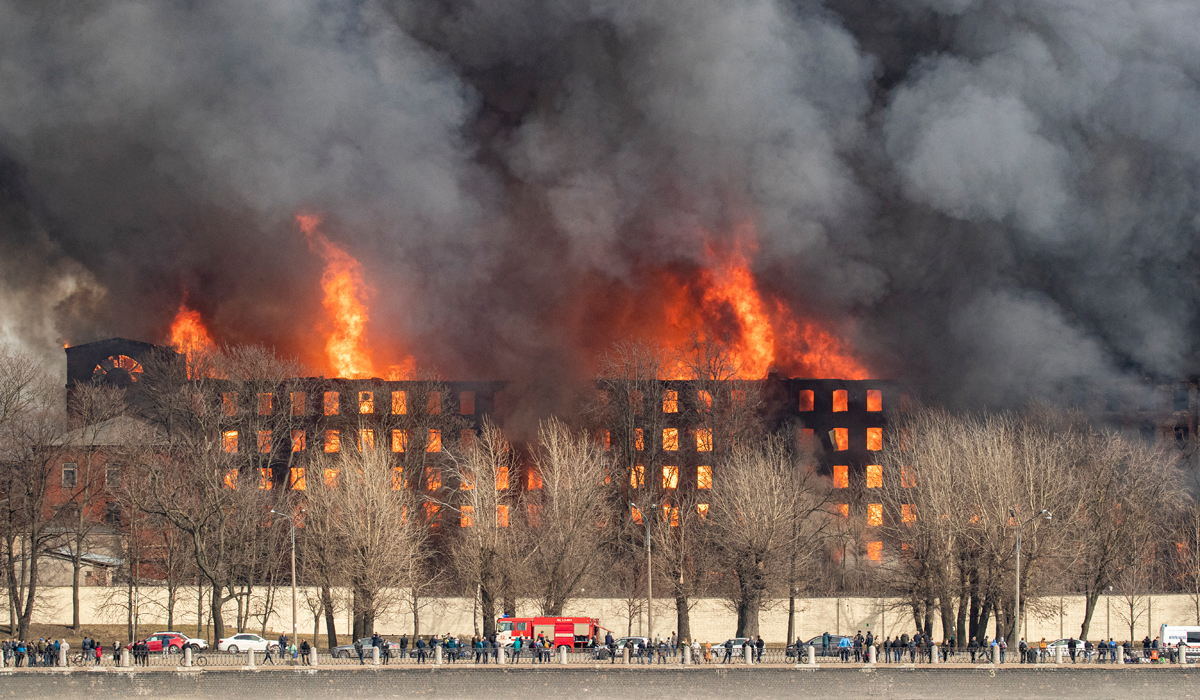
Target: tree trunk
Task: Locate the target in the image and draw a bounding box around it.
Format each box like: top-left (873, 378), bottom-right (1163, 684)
top-left (955, 597), bottom-right (968, 649)
top-left (1079, 585), bottom-right (1102, 641)
top-left (676, 594), bottom-right (691, 644)
top-left (72, 558), bottom-right (82, 631)
top-left (734, 570), bottom-right (761, 638)
top-left (923, 596), bottom-right (935, 638)
top-left (167, 583), bottom-right (177, 631)
top-left (210, 581), bottom-right (226, 643)
top-left (503, 595), bottom-right (516, 617)
top-left (18, 558), bottom-right (37, 641)
top-left (787, 594), bottom-right (796, 644)
top-left (939, 597), bottom-right (956, 645)
top-left (481, 583), bottom-right (497, 638)
top-left (321, 585), bottom-right (338, 649)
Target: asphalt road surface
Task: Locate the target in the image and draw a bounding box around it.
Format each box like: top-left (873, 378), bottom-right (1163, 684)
top-left (2, 666), bottom-right (1197, 699)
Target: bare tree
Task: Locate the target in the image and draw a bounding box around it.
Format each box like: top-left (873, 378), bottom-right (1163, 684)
top-left (1070, 430), bottom-right (1183, 640)
top-left (60, 382), bottom-right (129, 630)
top-left (0, 348), bottom-right (67, 639)
top-left (710, 433), bottom-right (831, 637)
top-left (523, 418), bottom-right (614, 616)
top-left (304, 443), bottom-right (429, 640)
top-left (441, 418), bottom-right (520, 637)
top-left (127, 344), bottom-right (304, 642)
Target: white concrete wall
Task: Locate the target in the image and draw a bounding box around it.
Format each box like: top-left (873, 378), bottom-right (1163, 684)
top-left (20, 586), bottom-right (1200, 644)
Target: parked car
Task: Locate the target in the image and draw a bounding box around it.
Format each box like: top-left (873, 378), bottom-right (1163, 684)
top-left (590, 637), bottom-right (649, 659)
top-left (217, 633), bottom-right (278, 654)
top-left (719, 638), bottom-right (753, 657)
top-left (802, 635), bottom-right (849, 656)
top-left (126, 633), bottom-right (187, 654)
top-left (333, 637), bottom-right (398, 659)
top-left (1044, 639), bottom-right (1086, 658)
top-left (148, 631), bottom-right (209, 652)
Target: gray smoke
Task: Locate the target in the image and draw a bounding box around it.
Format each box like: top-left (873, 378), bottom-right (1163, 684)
top-left (0, 0), bottom-right (1196, 410)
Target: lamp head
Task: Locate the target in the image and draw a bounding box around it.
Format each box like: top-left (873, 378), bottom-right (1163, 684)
top-left (269, 509), bottom-right (277, 514)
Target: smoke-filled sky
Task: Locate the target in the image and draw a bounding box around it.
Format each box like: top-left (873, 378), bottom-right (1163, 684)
top-left (1, 0), bottom-right (1197, 410)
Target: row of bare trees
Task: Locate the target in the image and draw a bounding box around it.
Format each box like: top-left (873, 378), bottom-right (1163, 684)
top-left (874, 405), bottom-right (1192, 646)
top-left (2, 338), bottom-right (1198, 647)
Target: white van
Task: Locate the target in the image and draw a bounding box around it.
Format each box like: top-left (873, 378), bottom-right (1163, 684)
top-left (1159, 625), bottom-right (1200, 662)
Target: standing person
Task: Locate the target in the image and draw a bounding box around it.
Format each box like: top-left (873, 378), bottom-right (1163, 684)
top-left (657, 638), bottom-right (668, 664)
top-left (399, 634), bottom-right (408, 661)
top-left (998, 637), bottom-right (1007, 664)
top-left (415, 636), bottom-right (426, 664)
top-left (605, 632), bottom-right (615, 664)
top-left (381, 638), bottom-right (390, 665)
top-left (822, 631), bottom-right (830, 658)
top-left (279, 634), bottom-right (288, 656)
top-left (755, 636), bottom-right (764, 663)
top-left (93, 642), bottom-right (102, 666)
top-left (263, 641), bottom-right (275, 665)
top-left (111, 641), bottom-right (120, 666)
top-left (838, 635), bottom-right (851, 662)
top-left (720, 639), bottom-right (732, 664)
top-left (300, 640), bottom-right (311, 666)
top-left (511, 636), bottom-right (521, 664)
top-left (1068, 637), bottom-right (1078, 663)
top-left (882, 637), bottom-right (891, 663)
top-left (703, 640), bottom-right (712, 664)
top-left (354, 638), bottom-right (364, 665)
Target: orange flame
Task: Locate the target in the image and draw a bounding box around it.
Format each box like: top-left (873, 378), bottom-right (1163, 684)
top-left (687, 232), bottom-right (869, 379)
top-left (297, 213), bottom-right (377, 379)
top-left (587, 223), bottom-right (869, 380)
top-left (170, 302), bottom-right (216, 379)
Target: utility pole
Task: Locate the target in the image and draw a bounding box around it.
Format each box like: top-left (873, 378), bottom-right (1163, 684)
top-left (1011, 508), bottom-right (1051, 645)
top-left (270, 509), bottom-right (303, 651)
top-left (631, 501), bottom-right (652, 640)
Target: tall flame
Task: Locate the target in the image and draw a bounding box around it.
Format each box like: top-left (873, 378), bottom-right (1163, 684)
top-left (170, 301), bottom-right (216, 379)
top-left (297, 213), bottom-right (378, 379)
top-left (630, 224), bottom-right (869, 380)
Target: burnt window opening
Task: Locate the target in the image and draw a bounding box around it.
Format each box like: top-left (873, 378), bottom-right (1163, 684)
top-left (1175, 386), bottom-right (1190, 412)
top-left (105, 501), bottom-right (122, 527)
top-left (460, 391), bottom-right (475, 415)
top-left (291, 392), bottom-right (306, 416)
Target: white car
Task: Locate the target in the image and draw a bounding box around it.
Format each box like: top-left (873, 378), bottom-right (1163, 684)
top-left (217, 633), bottom-right (278, 654)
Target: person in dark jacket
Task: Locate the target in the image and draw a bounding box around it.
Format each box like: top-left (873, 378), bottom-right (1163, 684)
top-left (415, 636), bottom-right (427, 664)
top-left (722, 639), bottom-right (733, 664)
top-left (299, 640), bottom-right (311, 665)
top-left (822, 632), bottom-right (830, 657)
top-left (755, 636), bottom-right (765, 662)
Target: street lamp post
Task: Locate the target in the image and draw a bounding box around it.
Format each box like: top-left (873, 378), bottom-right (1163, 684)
top-left (1011, 508), bottom-right (1051, 647)
top-left (631, 501), bottom-right (652, 641)
top-left (270, 509), bottom-right (303, 652)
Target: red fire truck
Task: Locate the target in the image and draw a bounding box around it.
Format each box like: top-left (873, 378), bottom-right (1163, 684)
top-left (496, 616), bottom-right (603, 649)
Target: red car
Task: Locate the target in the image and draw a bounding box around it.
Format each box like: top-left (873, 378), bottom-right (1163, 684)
top-left (126, 632), bottom-right (187, 654)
